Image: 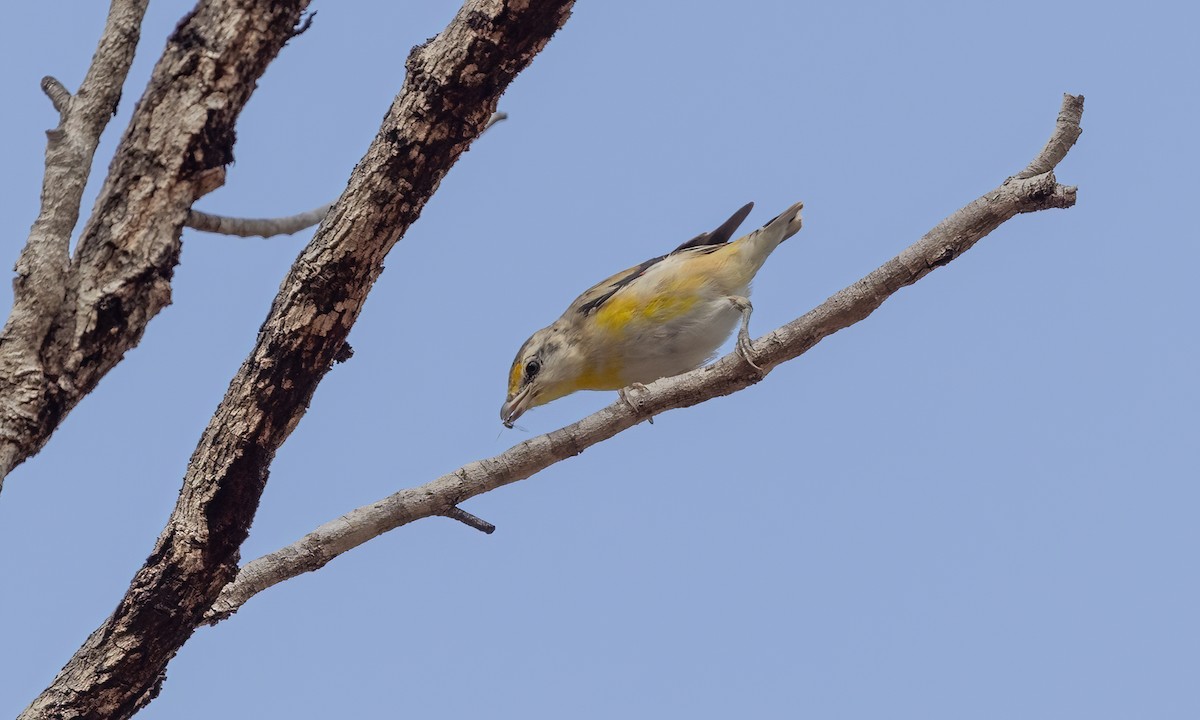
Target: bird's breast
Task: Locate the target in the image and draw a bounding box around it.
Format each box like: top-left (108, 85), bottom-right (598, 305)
top-left (583, 291), bottom-right (743, 389)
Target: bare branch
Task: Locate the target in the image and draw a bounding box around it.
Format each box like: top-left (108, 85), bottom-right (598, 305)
top-left (185, 202), bottom-right (334, 238)
top-left (0, 0), bottom-right (149, 490)
top-left (205, 94), bottom-right (1084, 625)
top-left (443, 506), bottom-right (497, 534)
top-left (1017, 93), bottom-right (1084, 179)
top-left (39, 76), bottom-right (70, 117)
top-left (20, 2), bottom-right (574, 717)
top-left (182, 111), bottom-right (509, 238)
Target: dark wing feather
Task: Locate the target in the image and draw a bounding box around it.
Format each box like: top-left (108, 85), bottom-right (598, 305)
top-left (668, 202), bottom-right (754, 254)
top-left (573, 202), bottom-right (754, 316)
top-left (574, 254), bottom-right (665, 316)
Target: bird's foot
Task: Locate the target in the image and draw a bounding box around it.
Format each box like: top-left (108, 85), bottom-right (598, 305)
top-left (727, 295), bottom-right (763, 373)
top-left (618, 382), bottom-right (654, 424)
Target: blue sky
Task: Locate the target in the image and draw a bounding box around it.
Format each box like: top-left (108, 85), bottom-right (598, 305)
top-left (1, 1), bottom-right (1197, 718)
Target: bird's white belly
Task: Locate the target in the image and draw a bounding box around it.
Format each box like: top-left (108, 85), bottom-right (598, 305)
top-left (615, 295), bottom-right (743, 384)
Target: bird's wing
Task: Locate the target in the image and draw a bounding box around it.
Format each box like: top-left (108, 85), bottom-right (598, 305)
top-left (571, 255), bottom-right (665, 316)
top-left (571, 203), bottom-right (754, 317)
top-left (669, 202), bottom-right (753, 254)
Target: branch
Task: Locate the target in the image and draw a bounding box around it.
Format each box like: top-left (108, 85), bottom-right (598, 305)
top-left (182, 111), bottom-right (509, 238)
top-left (1017, 93), bottom-right (1084, 179)
top-left (39, 76), bottom-right (71, 117)
top-left (184, 201), bottom-right (333, 238)
top-left (0, 0), bottom-right (148, 490)
top-left (205, 94), bottom-right (1084, 624)
top-left (443, 505), bottom-right (497, 534)
top-left (20, 2), bottom-right (574, 718)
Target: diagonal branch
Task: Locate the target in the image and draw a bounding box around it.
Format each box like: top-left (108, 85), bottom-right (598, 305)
top-left (205, 93), bottom-right (1085, 625)
top-left (182, 111), bottom-right (509, 238)
top-left (0, 0), bottom-right (148, 491)
top-left (19, 2), bottom-right (574, 718)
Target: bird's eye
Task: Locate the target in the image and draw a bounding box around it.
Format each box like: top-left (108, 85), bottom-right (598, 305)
top-left (524, 359), bottom-right (541, 379)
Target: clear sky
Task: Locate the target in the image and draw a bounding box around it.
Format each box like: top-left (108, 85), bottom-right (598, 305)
top-left (1, 2), bottom-right (1197, 718)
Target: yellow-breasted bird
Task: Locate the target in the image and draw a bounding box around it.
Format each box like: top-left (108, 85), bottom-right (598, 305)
top-left (501, 200), bottom-right (804, 428)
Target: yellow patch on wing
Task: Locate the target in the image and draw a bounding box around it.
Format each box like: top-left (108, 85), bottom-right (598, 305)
top-left (591, 293), bottom-right (694, 334)
top-left (592, 269), bottom-right (709, 335)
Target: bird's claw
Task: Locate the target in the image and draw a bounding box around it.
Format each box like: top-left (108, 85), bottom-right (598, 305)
top-left (619, 383), bottom-right (654, 424)
top-left (727, 295), bottom-right (763, 373)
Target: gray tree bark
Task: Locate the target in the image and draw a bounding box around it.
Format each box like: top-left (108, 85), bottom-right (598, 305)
top-left (3, 1), bottom-right (1079, 719)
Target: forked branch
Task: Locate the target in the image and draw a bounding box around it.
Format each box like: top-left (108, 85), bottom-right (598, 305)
top-left (0, 0), bottom-right (314, 492)
top-left (0, 0), bottom-right (149, 490)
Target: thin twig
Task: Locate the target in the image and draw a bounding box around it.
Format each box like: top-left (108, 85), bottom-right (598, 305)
top-left (183, 111), bottom-right (509, 238)
top-left (185, 202), bottom-right (333, 237)
top-left (1017, 93), bottom-right (1084, 179)
top-left (203, 95), bottom-right (1085, 624)
top-left (443, 506), bottom-right (497, 534)
top-left (40, 76), bottom-right (71, 117)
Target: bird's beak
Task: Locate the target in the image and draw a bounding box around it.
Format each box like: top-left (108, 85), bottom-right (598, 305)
top-left (500, 386), bottom-right (534, 428)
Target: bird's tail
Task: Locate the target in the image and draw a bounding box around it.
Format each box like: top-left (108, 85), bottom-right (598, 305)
top-left (734, 200), bottom-right (804, 271)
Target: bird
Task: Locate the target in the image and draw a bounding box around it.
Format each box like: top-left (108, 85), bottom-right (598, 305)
top-left (501, 200), bottom-right (804, 428)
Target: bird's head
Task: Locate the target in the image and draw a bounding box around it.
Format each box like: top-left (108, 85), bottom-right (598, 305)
top-left (501, 320), bottom-right (585, 428)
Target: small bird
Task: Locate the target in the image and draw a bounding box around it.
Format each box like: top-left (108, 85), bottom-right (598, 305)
top-left (501, 200), bottom-right (804, 428)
